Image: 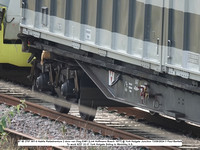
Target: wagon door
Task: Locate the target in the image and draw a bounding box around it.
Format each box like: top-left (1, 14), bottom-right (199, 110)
top-left (128, 1), bottom-right (165, 72)
top-left (163, 1), bottom-right (200, 80)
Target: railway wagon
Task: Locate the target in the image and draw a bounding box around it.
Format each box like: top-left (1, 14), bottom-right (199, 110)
top-left (0, 0), bottom-right (30, 67)
top-left (19, 0), bottom-right (200, 123)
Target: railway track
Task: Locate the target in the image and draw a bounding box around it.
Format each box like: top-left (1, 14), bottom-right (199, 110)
top-left (0, 64), bottom-right (31, 86)
top-left (70, 106), bottom-right (200, 149)
top-left (107, 107), bottom-right (200, 138)
top-left (0, 94), bottom-right (179, 150)
top-left (4, 128), bottom-right (67, 150)
top-left (0, 94), bottom-right (144, 140)
top-left (0, 80), bottom-right (199, 149)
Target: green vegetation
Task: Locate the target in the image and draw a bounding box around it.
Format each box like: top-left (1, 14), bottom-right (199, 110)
top-left (0, 100), bottom-right (26, 144)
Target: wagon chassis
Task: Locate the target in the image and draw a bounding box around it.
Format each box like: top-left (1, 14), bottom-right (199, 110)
top-left (26, 38), bottom-right (200, 94)
top-left (19, 34), bottom-right (200, 124)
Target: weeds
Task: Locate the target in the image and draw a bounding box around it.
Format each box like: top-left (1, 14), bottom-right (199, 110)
top-left (0, 100), bottom-right (27, 144)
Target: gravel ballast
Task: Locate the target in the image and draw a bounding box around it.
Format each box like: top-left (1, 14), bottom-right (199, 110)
top-left (0, 104), bottom-right (138, 150)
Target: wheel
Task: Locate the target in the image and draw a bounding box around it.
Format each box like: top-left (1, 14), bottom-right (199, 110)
top-left (78, 73), bottom-right (98, 121)
top-left (55, 104), bottom-right (70, 113)
top-left (54, 96), bottom-right (71, 113)
top-left (79, 104), bottom-right (97, 121)
top-left (54, 87), bottom-right (71, 114)
top-left (54, 96), bottom-right (77, 113)
top-left (79, 102), bottom-right (97, 121)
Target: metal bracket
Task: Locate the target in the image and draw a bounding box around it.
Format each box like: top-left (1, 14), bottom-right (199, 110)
top-left (72, 42), bottom-right (81, 49)
top-left (42, 7), bottom-right (48, 26)
top-left (175, 70), bottom-right (189, 79)
top-left (22, 1), bottom-right (26, 20)
top-left (110, 74), bottom-right (121, 87)
top-left (167, 40), bottom-right (172, 62)
top-left (157, 38), bottom-right (159, 55)
top-left (141, 61), bottom-right (150, 69)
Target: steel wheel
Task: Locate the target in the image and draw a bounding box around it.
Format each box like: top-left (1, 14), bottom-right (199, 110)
top-left (55, 104), bottom-right (70, 113)
top-left (79, 101), bottom-right (97, 121)
top-left (54, 87), bottom-right (71, 114)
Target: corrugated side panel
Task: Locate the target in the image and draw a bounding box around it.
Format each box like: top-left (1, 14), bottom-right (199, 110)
top-left (21, 0), bottom-right (200, 81)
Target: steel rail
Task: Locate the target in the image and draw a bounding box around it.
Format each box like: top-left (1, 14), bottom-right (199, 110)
top-left (0, 94), bottom-right (180, 150)
top-left (4, 128), bottom-right (68, 150)
top-left (108, 107), bottom-right (200, 136)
